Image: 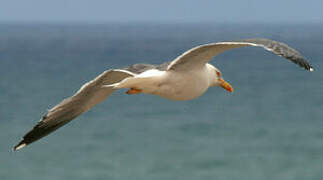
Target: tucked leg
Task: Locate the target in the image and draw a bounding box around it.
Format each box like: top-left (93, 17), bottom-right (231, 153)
top-left (126, 88), bottom-right (142, 95)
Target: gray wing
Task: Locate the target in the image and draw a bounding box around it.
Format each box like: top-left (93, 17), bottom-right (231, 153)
top-left (14, 69), bottom-right (134, 151)
top-left (123, 62), bottom-right (170, 73)
top-left (167, 38), bottom-right (314, 72)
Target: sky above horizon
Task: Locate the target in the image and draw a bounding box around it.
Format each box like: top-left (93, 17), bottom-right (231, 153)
top-left (1, 0), bottom-right (322, 23)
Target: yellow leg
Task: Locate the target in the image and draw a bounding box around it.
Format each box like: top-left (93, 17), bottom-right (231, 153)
top-left (126, 88), bottom-right (142, 95)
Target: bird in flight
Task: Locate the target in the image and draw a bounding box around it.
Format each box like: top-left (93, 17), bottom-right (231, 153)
top-left (13, 38), bottom-right (314, 151)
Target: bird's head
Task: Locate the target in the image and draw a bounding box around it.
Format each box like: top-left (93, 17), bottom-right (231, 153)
top-left (208, 64), bottom-right (234, 93)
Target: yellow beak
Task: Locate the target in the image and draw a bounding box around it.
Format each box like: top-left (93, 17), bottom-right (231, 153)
top-left (219, 79), bottom-right (234, 93)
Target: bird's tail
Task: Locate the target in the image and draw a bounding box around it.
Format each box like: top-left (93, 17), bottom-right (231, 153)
top-left (103, 77), bottom-right (136, 89)
top-left (103, 76), bottom-right (154, 90)
top-left (103, 83), bottom-right (120, 89)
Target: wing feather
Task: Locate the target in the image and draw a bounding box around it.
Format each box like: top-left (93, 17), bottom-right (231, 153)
top-left (13, 69), bottom-right (133, 150)
top-left (167, 38), bottom-right (313, 71)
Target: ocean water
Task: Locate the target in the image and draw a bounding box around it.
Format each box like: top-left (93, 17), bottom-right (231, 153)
top-left (0, 23), bottom-right (323, 180)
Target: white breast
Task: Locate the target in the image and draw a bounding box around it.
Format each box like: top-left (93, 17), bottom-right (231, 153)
top-left (153, 66), bottom-right (212, 101)
top-left (115, 65), bottom-right (213, 101)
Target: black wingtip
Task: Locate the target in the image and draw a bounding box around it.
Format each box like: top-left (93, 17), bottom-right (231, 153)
top-left (13, 140), bottom-right (27, 151)
top-left (303, 63), bottom-right (314, 72)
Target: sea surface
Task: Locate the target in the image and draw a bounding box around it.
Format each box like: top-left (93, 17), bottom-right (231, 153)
top-left (0, 23), bottom-right (322, 180)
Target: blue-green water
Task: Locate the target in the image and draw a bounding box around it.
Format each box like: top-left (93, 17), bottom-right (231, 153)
top-left (1, 23), bottom-right (323, 180)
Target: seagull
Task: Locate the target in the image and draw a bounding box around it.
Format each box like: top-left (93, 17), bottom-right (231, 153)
top-left (13, 38), bottom-right (314, 151)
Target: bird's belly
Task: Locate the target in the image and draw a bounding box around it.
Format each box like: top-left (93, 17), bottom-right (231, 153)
top-left (152, 71), bottom-right (210, 101)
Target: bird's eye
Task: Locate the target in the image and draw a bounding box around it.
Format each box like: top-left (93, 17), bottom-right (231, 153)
top-left (216, 71), bottom-right (221, 77)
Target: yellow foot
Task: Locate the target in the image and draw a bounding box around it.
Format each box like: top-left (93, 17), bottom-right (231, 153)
top-left (126, 88), bottom-right (142, 95)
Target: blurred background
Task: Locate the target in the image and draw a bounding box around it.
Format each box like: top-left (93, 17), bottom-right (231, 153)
top-left (1, 1), bottom-right (323, 180)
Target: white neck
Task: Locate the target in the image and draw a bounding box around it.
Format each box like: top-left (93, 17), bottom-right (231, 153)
top-left (205, 63), bottom-right (219, 87)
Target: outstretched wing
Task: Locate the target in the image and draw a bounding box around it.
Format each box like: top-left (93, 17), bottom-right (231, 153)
top-left (167, 38), bottom-right (313, 72)
top-left (14, 69), bottom-right (134, 151)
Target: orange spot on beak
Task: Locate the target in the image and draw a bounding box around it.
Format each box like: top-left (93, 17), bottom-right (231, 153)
top-left (219, 79), bottom-right (234, 93)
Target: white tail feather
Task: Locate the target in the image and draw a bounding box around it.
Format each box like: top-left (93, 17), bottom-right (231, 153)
top-left (103, 83), bottom-right (120, 89)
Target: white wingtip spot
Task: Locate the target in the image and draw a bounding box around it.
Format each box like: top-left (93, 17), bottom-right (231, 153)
top-left (310, 68), bottom-right (314, 72)
top-left (14, 143), bottom-right (26, 151)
